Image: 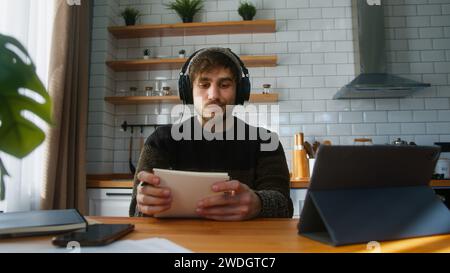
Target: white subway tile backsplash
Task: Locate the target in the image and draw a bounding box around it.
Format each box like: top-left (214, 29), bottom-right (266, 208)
top-left (264, 43), bottom-right (288, 54)
top-left (299, 31), bottom-right (323, 41)
top-left (278, 54), bottom-right (301, 65)
top-left (375, 99), bottom-right (400, 111)
top-left (425, 98), bottom-right (450, 109)
top-left (301, 53), bottom-right (324, 64)
top-left (276, 77), bottom-right (301, 88)
top-left (413, 110), bottom-right (438, 122)
top-left (400, 98), bottom-right (425, 110)
top-left (287, 0), bottom-right (309, 8)
top-left (327, 100), bottom-right (351, 111)
top-left (388, 111), bottom-right (413, 122)
top-left (298, 8), bottom-right (322, 19)
top-left (313, 88), bottom-right (338, 99)
top-left (87, 0), bottom-right (450, 173)
top-left (435, 62), bottom-right (450, 73)
top-left (324, 52), bottom-right (348, 63)
top-left (314, 112), bottom-right (339, 123)
top-left (423, 74), bottom-right (448, 86)
top-left (409, 39), bottom-right (433, 50)
top-left (313, 64), bottom-right (337, 76)
top-left (289, 88), bottom-right (314, 100)
top-left (290, 112), bottom-right (314, 124)
top-left (289, 65), bottom-right (313, 76)
top-left (301, 100), bottom-right (327, 112)
top-left (351, 100), bottom-right (376, 111)
top-left (339, 112), bottom-right (363, 123)
top-left (323, 30), bottom-right (347, 41)
top-left (303, 124), bottom-right (328, 136)
top-left (301, 76), bottom-right (325, 88)
top-left (287, 20), bottom-right (311, 31)
top-left (241, 43), bottom-right (265, 54)
top-left (364, 111), bottom-right (388, 123)
top-left (275, 9), bottom-right (299, 20)
top-left (327, 124), bottom-right (351, 136)
top-left (376, 123), bottom-right (401, 135)
top-left (352, 124), bottom-right (376, 135)
top-left (438, 110), bottom-right (450, 121)
top-left (427, 123), bottom-right (450, 134)
top-left (401, 123), bottom-right (427, 134)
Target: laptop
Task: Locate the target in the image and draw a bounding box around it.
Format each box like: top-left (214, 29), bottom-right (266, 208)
top-left (298, 145), bottom-right (450, 246)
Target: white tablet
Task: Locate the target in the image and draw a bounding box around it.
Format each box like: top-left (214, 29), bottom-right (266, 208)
top-left (153, 168), bottom-right (230, 218)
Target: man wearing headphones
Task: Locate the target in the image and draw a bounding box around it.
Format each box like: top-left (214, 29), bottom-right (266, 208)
top-left (129, 47), bottom-right (293, 221)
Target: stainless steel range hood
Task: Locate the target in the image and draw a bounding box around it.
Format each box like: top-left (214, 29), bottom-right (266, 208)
top-left (333, 0), bottom-right (431, 100)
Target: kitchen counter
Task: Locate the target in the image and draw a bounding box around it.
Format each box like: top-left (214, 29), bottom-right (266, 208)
top-left (87, 174), bottom-right (450, 189)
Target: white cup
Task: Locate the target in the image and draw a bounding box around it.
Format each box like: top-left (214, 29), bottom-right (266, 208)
top-left (435, 158), bottom-right (450, 179)
top-left (309, 159), bottom-right (316, 178)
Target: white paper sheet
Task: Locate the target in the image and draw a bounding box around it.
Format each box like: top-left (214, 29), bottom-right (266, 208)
top-left (0, 237), bottom-right (192, 253)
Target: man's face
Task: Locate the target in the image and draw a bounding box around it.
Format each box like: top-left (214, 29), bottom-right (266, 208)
top-left (192, 67), bottom-right (237, 123)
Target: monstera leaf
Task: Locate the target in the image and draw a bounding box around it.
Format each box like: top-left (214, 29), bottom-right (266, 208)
top-left (0, 33), bottom-right (53, 200)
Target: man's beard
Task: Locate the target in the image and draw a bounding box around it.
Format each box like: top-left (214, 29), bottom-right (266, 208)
top-left (201, 102), bottom-right (227, 123)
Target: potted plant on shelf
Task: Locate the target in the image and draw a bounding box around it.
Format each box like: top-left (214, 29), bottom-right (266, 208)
top-left (238, 1), bottom-right (257, 21)
top-left (178, 49), bottom-right (186, 58)
top-left (165, 0), bottom-right (204, 23)
top-left (143, 49), bottom-right (151, 60)
top-left (121, 7), bottom-right (141, 26)
top-left (0, 33), bottom-right (53, 201)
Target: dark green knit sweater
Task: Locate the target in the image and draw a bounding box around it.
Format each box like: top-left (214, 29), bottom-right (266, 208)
top-left (129, 117), bottom-right (293, 218)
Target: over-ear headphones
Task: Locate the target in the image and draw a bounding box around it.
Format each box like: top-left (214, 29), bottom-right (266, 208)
top-left (178, 47), bottom-right (251, 105)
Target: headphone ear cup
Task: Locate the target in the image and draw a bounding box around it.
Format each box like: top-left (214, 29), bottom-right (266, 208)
top-left (179, 75), bottom-right (193, 104)
top-left (178, 75), bottom-right (186, 103)
top-left (237, 77), bottom-right (251, 105)
top-left (184, 76), bottom-right (194, 104)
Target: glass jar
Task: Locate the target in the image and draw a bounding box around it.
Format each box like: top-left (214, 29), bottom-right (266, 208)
top-left (263, 84), bottom-right (271, 94)
top-left (145, 86), bottom-right (153, 96)
top-left (162, 86), bottom-right (172, 96)
top-left (129, 86), bottom-right (138, 96)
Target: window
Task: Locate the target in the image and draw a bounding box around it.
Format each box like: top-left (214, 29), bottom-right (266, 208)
top-left (0, 0), bottom-right (55, 212)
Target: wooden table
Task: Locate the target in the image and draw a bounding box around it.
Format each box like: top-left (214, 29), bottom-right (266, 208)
top-left (5, 217), bottom-right (450, 253)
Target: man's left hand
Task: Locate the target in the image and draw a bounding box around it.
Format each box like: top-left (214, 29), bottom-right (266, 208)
top-left (196, 180), bottom-right (262, 221)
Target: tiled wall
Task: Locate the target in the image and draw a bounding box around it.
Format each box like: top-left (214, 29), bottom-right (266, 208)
top-left (87, 0), bottom-right (450, 174)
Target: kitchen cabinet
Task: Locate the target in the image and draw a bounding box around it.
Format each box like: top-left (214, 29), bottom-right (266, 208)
top-left (87, 188), bottom-right (132, 217)
top-left (87, 188), bottom-right (307, 218)
top-left (290, 189), bottom-right (307, 218)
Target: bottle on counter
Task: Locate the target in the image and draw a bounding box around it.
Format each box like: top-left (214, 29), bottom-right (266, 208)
top-left (292, 133), bottom-right (310, 180)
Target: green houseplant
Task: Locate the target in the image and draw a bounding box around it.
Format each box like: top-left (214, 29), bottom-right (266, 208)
top-left (165, 0), bottom-right (204, 23)
top-left (121, 7), bottom-right (141, 26)
top-left (0, 33), bottom-right (53, 201)
top-left (238, 1), bottom-right (257, 21)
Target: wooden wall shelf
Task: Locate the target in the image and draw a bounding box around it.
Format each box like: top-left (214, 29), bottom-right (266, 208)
top-left (106, 55), bottom-right (277, 72)
top-left (108, 20), bottom-right (276, 39)
top-left (104, 93), bottom-right (279, 105)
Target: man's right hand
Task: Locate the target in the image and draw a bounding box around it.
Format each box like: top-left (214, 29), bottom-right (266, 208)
top-left (136, 171), bottom-right (172, 216)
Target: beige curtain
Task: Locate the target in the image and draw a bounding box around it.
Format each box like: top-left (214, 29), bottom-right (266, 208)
top-left (42, 0), bottom-right (91, 214)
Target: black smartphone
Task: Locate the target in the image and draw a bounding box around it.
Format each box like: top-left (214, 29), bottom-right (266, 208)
top-left (52, 224), bottom-right (135, 247)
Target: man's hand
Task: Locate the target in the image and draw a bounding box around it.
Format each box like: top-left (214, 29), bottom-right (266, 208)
top-left (196, 180), bottom-right (262, 221)
top-left (136, 171), bottom-right (172, 216)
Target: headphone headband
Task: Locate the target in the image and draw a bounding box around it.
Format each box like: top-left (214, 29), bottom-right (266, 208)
top-left (181, 48), bottom-right (245, 78)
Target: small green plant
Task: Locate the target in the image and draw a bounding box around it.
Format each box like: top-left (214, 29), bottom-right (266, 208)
top-left (238, 1), bottom-right (257, 21)
top-left (121, 7), bottom-right (141, 26)
top-left (0, 33), bottom-right (53, 201)
top-left (165, 0), bottom-right (204, 23)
